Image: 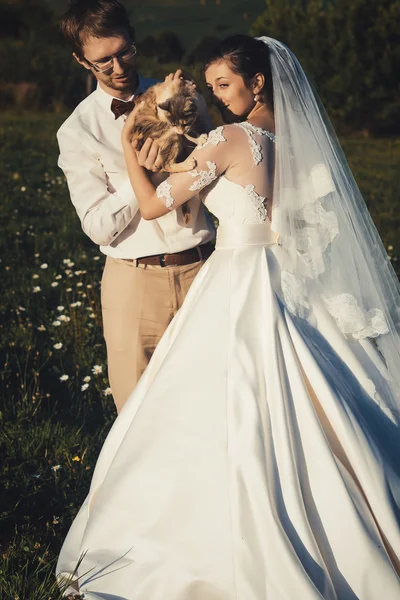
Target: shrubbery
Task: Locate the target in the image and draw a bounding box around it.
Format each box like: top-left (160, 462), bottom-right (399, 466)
top-left (0, 0), bottom-right (86, 111)
top-left (252, 0), bottom-right (400, 135)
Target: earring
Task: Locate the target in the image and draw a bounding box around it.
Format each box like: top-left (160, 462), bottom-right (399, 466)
top-left (254, 94), bottom-right (259, 102)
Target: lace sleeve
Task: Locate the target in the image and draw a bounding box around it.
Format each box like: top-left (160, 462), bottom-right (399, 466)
top-left (155, 126), bottom-right (233, 211)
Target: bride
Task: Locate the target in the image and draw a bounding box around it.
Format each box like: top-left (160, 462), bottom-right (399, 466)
top-left (57, 35), bottom-right (400, 599)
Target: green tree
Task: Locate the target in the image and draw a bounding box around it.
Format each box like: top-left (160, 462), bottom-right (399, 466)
top-left (138, 31), bottom-right (185, 63)
top-left (0, 0), bottom-right (86, 110)
top-left (252, 0), bottom-right (400, 134)
top-left (186, 36), bottom-right (221, 64)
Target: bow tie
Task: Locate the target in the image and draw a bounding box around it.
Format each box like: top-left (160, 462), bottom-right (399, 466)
top-left (111, 95), bottom-right (142, 119)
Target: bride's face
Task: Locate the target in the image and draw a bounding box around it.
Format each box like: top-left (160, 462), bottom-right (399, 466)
top-left (205, 59), bottom-right (255, 123)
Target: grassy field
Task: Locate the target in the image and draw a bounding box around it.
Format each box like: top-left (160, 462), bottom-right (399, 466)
top-left (0, 111), bottom-right (399, 599)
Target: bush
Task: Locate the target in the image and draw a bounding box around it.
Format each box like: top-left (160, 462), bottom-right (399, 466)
top-left (138, 31), bottom-right (185, 63)
top-left (251, 0), bottom-right (400, 135)
top-left (0, 0), bottom-right (86, 111)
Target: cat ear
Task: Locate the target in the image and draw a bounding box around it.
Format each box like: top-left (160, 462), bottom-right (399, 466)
top-left (157, 100), bottom-right (171, 112)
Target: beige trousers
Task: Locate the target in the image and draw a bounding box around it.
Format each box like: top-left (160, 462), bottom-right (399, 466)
top-left (101, 256), bottom-right (204, 413)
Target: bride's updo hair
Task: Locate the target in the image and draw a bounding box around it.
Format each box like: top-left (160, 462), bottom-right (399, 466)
top-left (205, 35), bottom-right (274, 111)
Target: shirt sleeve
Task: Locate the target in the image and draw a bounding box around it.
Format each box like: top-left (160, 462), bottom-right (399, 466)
top-left (57, 126), bottom-right (139, 246)
top-left (155, 126), bottom-right (233, 211)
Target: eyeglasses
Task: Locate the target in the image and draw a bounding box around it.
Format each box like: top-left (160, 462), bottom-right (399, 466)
top-left (84, 43), bottom-right (137, 73)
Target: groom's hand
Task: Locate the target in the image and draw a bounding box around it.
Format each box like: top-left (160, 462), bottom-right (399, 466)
top-left (164, 69), bottom-right (196, 87)
top-left (164, 70), bottom-right (211, 134)
top-left (135, 138), bottom-right (164, 172)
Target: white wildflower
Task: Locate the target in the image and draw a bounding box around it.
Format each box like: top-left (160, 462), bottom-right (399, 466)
top-left (81, 383), bottom-right (89, 391)
top-left (103, 387), bottom-right (112, 396)
top-left (40, 263), bottom-right (48, 270)
top-left (53, 343), bottom-right (63, 350)
top-left (92, 365), bottom-right (103, 375)
top-left (58, 314), bottom-right (70, 322)
top-left (59, 375), bottom-right (69, 382)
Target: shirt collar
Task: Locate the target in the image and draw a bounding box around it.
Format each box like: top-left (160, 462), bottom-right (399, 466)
top-left (95, 73), bottom-right (145, 113)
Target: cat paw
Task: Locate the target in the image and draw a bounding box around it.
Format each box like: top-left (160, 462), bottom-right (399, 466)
top-left (165, 158), bottom-right (197, 173)
top-left (184, 157), bottom-right (197, 170)
top-left (196, 134), bottom-right (208, 146)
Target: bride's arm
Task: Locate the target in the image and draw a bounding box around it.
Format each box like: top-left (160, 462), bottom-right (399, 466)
top-left (122, 125), bottom-right (232, 220)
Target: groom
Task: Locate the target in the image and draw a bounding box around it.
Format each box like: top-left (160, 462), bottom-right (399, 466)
top-left (58, 0), bottom-right (215, 413)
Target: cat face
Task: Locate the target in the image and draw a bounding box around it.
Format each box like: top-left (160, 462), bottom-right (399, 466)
top-left (155, 79), bottom-right (199, 133)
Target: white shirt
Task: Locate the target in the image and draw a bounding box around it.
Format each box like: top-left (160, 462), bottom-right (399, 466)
top-left (57, 75), bottom-right (215, 259)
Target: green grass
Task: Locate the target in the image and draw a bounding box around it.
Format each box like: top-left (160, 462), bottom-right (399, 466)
top-left (0, 113), bottom-right (115, 599)
top-left (0, 111), bottom-right (399, 598)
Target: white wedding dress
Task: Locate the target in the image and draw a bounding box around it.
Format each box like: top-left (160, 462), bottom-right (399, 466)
top-left (57, 123), bottom-right (400, 599)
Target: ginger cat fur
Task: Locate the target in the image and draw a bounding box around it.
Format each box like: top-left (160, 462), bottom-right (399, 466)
top-left (125, 78), bottom-right (207, 174)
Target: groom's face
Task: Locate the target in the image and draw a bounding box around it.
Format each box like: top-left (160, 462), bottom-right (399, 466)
top-left (75, 30), bottom-right (137, 97)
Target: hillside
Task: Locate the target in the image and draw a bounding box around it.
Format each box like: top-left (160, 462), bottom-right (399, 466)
top-left (48, 0), bottom-right (266, 51)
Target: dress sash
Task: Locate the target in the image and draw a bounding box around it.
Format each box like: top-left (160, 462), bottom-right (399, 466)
top-left (216, 223), bottom-right (279, 249)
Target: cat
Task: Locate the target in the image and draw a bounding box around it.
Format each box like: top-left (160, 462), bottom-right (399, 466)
top-left (125, 78), bottom-right (207, 174)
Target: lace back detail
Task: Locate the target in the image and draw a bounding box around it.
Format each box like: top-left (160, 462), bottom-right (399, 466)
top-left (235, 122), bottom-right (276, 166)
top-left (242, 184), bottom-right (268, 223)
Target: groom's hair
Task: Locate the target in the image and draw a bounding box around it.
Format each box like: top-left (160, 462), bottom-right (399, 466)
top-left (60, 0), bottom-right (135, 57)
top-left (205, 35), bottom-right (274, 111)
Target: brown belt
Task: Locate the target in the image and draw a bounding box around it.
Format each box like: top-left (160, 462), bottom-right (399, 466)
top-left (128, 242), bottom-right (214, 267)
